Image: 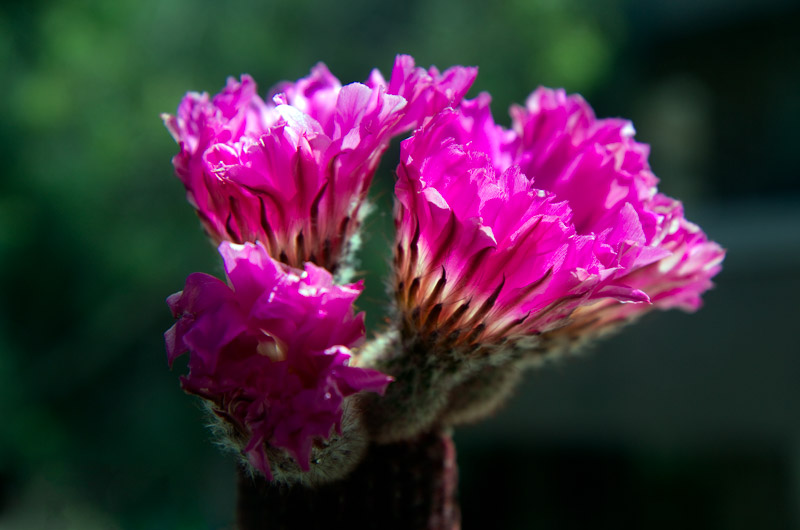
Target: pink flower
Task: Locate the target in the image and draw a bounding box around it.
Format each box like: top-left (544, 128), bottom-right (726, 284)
top-left (163, 56), bottom-right (476, 274)
top-left (165, 242), bottom-right (392, 479)
top-left (508, 88), bottom-right (724, 331)
top-left (393, 89), bottom-right (723, 352)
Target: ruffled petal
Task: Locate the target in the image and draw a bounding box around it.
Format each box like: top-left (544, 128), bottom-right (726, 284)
top-left (164, 242), bottom-right (391, 479)
top-left (393, 87), bottom-right (723, 349)
top-left (164, 57), bottom-right (476, 273)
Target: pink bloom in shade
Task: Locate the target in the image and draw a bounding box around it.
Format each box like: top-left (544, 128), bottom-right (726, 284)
top-left (164, 242), bottom-right (392, 479)
top-left (506, 88), bottom-right (671, 297)
top-left (163, 56), bottom-right (476, 274)
top-left (393, 89), bottom-right (723, 353)
top-left (562, 195), bottom-right (725, 332)
top-left (505, 88), bottom-right (724, 331)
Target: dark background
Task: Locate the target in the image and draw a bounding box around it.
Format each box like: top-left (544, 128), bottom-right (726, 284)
top-left (1, 0), bottom-right (798, 528)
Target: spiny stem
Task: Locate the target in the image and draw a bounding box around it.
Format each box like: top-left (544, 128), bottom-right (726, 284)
top-left (236, 431), bottom-right (460, 530)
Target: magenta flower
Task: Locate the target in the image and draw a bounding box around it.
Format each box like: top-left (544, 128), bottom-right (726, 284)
top-left (162, 58), bottom-right (726, 514)
top-left (507, 88), bottom-right (724, 333)
top-left (393, 89), bottom-right (724, 353)
top-left (165, 241), bottom-right (392, 479)
top-left (163, 56), bottom-right (476, 274)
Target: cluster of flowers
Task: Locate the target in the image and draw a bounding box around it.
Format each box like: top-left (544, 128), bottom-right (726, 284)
top-left (164, 55), bottom-right (723, 481)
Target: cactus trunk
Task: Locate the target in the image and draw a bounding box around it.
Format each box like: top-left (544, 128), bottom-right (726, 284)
top-left (236, 430), bottom-right (460, 530)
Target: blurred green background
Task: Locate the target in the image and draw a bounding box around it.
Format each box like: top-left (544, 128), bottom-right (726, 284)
top-left (1, 0), bottom-right (799, 528)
